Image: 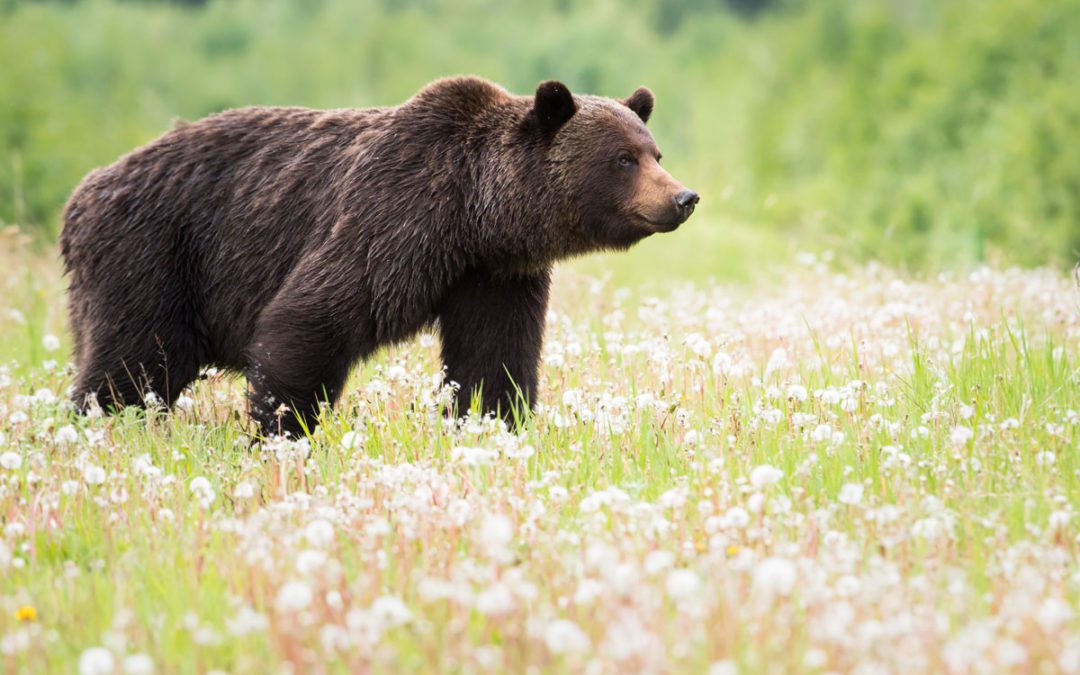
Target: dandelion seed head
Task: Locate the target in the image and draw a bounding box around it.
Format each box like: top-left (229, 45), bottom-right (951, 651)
top-left (753, 557), bottom-right (797, 597)
top-left (749, 464), bottom-right (783, 488)
top-left (275, 581), bottom-right (313, 613)
top-left (78, 647), bottom-right (115, 675)
top-left (544, 619), bottom-right (590, 655)
top-left (838, 483), bottom-right (864, 505)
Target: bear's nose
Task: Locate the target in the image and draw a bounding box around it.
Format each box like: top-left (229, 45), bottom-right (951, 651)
top-left (675, 190), bottom-right (699, 212)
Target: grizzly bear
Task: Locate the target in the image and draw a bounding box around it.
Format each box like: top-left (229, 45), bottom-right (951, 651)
top-left (60, 77), bottom-right (698, 437)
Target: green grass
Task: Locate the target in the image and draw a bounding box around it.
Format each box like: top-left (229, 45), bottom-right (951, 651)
top-left (1, 241), bottom-right (1078, 673)
top-left (2, 1), bottom-right (1078, 670)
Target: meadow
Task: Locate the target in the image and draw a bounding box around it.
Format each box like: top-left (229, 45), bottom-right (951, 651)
top-left (1, 231), bottom-right (1079, 672)
top-left (2, 0), bottom-right (1080, 672)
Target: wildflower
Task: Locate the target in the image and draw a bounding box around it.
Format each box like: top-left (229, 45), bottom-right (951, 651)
top-left (749, 464), bottom-right (783, 488)
top-left (810, 424), bottom-right (833, 443)
top-left (724, 506), bottom-right (750, 528)
top-left (1035, 451), bottom-right (1056, 467)
top-left (478, 514), bottom-right (514, 560)
top-left (304, 519), bottom-right (335, 548)
top-left (765, 348), bottom-right (788, 375)
top-left (803, 648), bottom-right (828, 669)
top-left (711, 351), bottom-right (735, 377)
top-left (574, 579), bottom-right (604, 605)
top-left (1035, 597), bottom-right (1073, 632)
top-left (226, 606), bottom-right (268, 636)
top-left (370, 595), bottom-right (412, 628)
top-left (476, 582), bottom-right (515, 615)
top-left (55, 425), bottom-right (78, 445)
top-left (562, 389), bottom-right (583, 408)
top-left (447, 498), bottom-right (471, 526)
top-left (686, 334), bottom-right (712, 358)
top-left (340, 430), bottom-right (362, 449)
top-left (709, 661), bottom-right (738, 675)
top-left (752, 557), bottom-right (797, 597)
top-left (123, 653), bottom-right (155, 675)
top-left (502, 441), bottom-right (535, 460)
top-left (666, 568), bottom-right (701, 603)
top-left (659, 486), bottom-right (688, 509)
top-left (233, 481), bottom-right (256, 499)
top-left (14, 605), bottom-right (37, 622)
top-left (452, 445), bottom-right (497, 466)
top-left (0, 451), bottom-right (21, 470)
top-left (544, 619), bottom-right (590, 655)
top-left (174, 395), bottom-right (195, 412)
top-left (275, 581), bottom-right (313, 612)
top-left (296, 549), bottom-right (328, 576)
top-left (838, 483), bottom-right (864, 505)
top-left (949, 425), bottom-right (973, 446)
top-left (912, 517), bottom-right (944, 541)
top-left (1049, 511), bottom-right (1070, 530)
top-left (994, 639), bottom-right (1027, 668)
top-left (79, 647), bottom-right (115, 675)
top-left (189, 476), bottom-right (215, 505)
top-left (644, 550), bottom-right (675, 574)
top-left (42, 334), bottom-right (61, 351)
top-left (83, 465), bottom-right (106, 486)
top-left (549, 485), bottom-right (569, 502)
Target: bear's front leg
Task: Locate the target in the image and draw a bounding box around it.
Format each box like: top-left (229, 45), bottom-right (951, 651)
top-left (438, 268), bottom-right (551, 423)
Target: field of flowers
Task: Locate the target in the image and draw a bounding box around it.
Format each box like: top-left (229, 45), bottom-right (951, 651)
top-left (1, 231), bottom-right (1078, 673)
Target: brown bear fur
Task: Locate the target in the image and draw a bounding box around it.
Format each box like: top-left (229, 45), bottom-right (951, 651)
top-left (60, 76), bottom-right (697, 436)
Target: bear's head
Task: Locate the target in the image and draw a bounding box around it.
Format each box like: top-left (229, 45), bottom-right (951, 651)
top-left (530, 80), bottom-right (699, 252)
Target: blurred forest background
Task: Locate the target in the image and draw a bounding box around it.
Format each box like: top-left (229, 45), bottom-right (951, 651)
top-left (1, 0), bottom-right (1078, 281)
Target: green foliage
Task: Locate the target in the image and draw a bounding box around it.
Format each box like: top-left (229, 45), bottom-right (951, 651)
top-left (0, 0), bottom-right (1077, 271)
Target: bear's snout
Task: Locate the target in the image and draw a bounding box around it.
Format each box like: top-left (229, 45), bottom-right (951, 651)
top-left (674, 190), bottom-right (699, 222)
top-left (630, 159), bottom-right (698, 233)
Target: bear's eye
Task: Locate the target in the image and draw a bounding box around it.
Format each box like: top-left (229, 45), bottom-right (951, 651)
top-left (617, 153), bottom-right (637, 168)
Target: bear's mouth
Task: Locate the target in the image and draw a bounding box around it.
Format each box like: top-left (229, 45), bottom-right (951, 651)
top-left (634, 213), bottom-right (684, 233)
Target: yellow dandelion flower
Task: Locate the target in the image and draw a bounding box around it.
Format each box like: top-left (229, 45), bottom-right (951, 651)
top-left (726, 545), bottom-right (741, 557)
top-left (15, 605), bottom-right (37, 622)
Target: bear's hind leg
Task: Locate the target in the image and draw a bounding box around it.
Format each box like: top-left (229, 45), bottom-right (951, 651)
top-left (72, 319), bottom-right (200, 414)
top-left (244, 289), bottom-right (370, 438)
top-left (245, 329), bottom-right (359, 438)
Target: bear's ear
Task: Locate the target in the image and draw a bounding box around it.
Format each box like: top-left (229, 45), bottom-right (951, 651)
top-left (533, 80), bottom-right (577, 133)
top-left (623, 87), bottom-right (654, 124)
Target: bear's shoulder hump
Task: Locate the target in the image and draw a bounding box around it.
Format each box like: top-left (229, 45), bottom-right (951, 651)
top-left (406, 76), bottom-right (509, 114)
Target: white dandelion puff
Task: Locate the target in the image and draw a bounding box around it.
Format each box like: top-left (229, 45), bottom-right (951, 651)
top-left (78, 647), bottom-right (115, 675)
top-left (749, 464), bottom-right (783, 488)
top-left (838, 483), bottom-right (864, 505)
